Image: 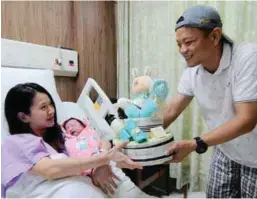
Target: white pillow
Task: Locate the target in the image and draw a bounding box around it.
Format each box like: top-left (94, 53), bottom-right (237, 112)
top-left (1, 67), bottom-right (62, 141)
top-left (58, 102), bottom-right (86, 125)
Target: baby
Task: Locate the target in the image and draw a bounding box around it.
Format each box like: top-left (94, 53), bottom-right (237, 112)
top-left (62, 117), bottom-right (111, 175)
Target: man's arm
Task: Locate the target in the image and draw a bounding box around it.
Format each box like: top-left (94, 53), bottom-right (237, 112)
top-left (200, 101), bottom-right (257, 146)
top-left (163, 93), bottom-right (193, 129)
top-left (168, 101), bottom-right (257, 163)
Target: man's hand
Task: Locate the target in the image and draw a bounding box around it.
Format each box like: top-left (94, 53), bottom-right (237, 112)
top-left (167, 140), bottom-right (196, 163)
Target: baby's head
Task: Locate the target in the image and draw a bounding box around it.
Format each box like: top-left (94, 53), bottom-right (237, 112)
top-left (63, 118), bottom-right (85, 136)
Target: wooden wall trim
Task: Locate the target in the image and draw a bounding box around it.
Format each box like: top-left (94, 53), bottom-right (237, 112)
top-left (1, 1), bottom-right (117, 102)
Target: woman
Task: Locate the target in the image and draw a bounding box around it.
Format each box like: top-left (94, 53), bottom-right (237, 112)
top-left (2, 83), bottom-right (150, 198)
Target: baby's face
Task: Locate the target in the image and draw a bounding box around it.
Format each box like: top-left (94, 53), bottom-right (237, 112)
top-left (64, 119), bottom-right (85, 136)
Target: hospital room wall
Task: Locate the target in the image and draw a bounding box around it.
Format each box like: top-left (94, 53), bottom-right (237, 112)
top-left (1, 1), bottom-right (117, 102)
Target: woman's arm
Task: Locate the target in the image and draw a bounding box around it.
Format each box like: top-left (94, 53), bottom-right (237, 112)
top-left (31, 153), bottom-right (109, 180)
top-left (99, 140), bottom-right (111, 151)
top-left (31, 141), bottom-right (141, 180)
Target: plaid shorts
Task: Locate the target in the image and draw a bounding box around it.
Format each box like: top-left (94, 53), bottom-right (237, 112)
top-left (206, 147), bottom-right (257, 198)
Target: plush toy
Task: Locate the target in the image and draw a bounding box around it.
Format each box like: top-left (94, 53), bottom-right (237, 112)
top-left (107, 67), bottom-right (169, 144)
top-left (106, 114), bottom-right (147, 143)
top-left (117, 67), bottom-right (169, 119)
top-left (109, 116), bottom-right (132, 141)
top-left (122, 119), bottom-right (147, 143)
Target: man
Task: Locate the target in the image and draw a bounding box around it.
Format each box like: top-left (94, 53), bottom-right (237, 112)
top-left (164, 5), bottom-right (257, 198)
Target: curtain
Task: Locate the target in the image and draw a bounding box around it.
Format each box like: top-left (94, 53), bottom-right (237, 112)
top-left (116, 0), bottom-right (257, 192)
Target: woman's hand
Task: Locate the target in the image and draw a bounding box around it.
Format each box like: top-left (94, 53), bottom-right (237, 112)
top-left (105, 141), bottom-right (143, 170)
top-left (91, 165), bottom-right (119, 195)
top-left (91, 142), bottom-right (142, 194)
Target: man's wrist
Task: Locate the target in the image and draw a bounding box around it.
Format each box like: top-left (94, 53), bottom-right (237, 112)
top-left (193, 137), bottom-right (208, 154)
top-left (189, 139), bottom-right (197, 151)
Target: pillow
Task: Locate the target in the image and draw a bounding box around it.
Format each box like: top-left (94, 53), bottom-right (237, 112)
top-left (1, 67), bottom-right (62, 142)
top-left (58, 102), bottom-right (87, 125)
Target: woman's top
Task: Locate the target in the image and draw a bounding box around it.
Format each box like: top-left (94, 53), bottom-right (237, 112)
top-left (1, 134), bottom-right (59, 197)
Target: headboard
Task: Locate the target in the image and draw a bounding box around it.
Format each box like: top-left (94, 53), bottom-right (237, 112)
top-left (77, 78), bottom-right (117, 141)
top-left (1, 38), bottom-right (78, 77)
top-left (1, 39), bottom-right (79, 141)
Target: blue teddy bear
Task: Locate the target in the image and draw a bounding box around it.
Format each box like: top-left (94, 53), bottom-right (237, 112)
top-left (119, 119), bottom-right (147, 143)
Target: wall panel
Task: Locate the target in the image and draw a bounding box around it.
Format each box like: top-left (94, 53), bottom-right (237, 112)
top-left (1, 1), bottom-right (117, 102)
top-left (73, 1), bottom-right (117, 99)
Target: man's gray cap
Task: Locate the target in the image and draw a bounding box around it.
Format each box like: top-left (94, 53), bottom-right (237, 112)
top-left (175, 5), bottom-right (233, 43)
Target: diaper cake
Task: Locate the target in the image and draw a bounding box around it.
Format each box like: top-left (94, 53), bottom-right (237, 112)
top-left (107, 68), bottom-right (174, 166)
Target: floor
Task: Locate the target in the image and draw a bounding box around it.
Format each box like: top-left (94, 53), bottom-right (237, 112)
top-left (124, 166), bottom-right (206, 198)
top-left (165, 192), bottom-right (206, 198)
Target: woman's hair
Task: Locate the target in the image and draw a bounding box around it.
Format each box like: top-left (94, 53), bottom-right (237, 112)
top-left (4, 83), bottom-right (65, 152)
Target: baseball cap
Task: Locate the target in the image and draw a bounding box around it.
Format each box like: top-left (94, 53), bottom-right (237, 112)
top-left (175, 5), bottom-right (233, 43)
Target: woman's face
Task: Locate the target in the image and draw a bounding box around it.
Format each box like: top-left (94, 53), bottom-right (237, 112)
top-left (24, 92), bottom-right (55, 136)
top-left (64, 119), bottom-right (84, 136)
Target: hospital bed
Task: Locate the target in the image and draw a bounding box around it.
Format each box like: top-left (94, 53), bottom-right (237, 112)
top-left (1, 39), bottom-right (78, 141)
top-left (1, 39), bottom-right (174, 197)
top-left (1, 38), bottom-right (116, 142)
